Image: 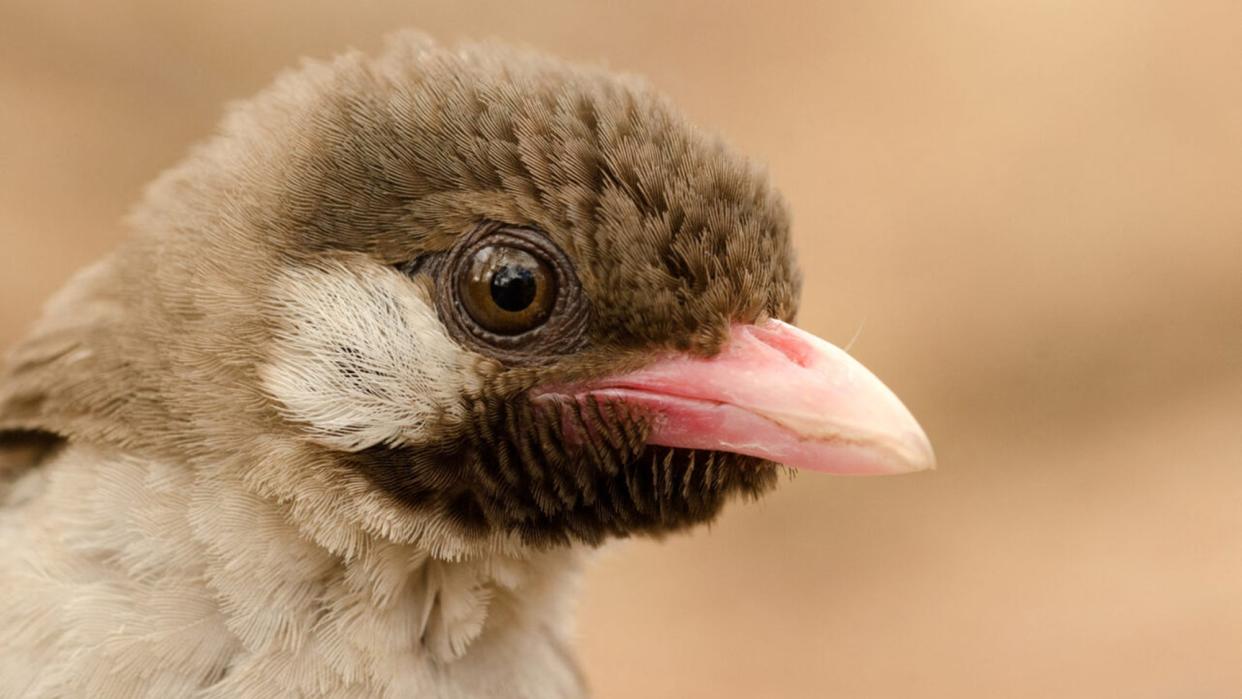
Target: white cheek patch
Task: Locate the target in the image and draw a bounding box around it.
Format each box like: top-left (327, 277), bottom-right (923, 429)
top-left (261, 261), bottom-right (479, 452)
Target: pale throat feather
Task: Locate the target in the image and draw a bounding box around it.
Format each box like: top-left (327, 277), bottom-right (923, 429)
top-left (0, 444), bottom-right (586, 697)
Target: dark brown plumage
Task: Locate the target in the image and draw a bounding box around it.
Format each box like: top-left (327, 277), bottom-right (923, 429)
top-left (348, 398), bottom-right (779, 548)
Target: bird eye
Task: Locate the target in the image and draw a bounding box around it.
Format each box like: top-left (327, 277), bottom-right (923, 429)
top-left (428, 222), bottom-right (590, 364)
top-left (459, 245), bottom-right (557, 335)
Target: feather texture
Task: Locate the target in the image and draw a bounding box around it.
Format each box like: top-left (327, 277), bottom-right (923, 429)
top-left (0, 444), bottom-right (586, 697)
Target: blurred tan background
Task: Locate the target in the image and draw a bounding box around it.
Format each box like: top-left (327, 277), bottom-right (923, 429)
top-left (2, 1), bottom-right (1240, 697)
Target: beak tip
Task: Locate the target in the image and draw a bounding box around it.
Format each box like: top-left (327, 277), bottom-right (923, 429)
top-left (858, 427), bottom-right (935, 475)
top-left (895, 428), bottom-right (938, 474)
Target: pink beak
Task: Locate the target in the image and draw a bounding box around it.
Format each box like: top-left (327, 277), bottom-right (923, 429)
top-left (538, 320), bottom-right (935, 475)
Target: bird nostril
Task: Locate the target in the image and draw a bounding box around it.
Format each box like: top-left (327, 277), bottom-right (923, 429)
top-left (743, 321), bottom-right (817, 369)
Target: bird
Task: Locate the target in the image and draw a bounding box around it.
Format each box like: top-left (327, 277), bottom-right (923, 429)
top-left (0, 32), bottom-right (934, 698)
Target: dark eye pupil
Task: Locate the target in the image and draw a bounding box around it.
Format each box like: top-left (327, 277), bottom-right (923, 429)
top-left (490, 265), bottom-right (538, 312)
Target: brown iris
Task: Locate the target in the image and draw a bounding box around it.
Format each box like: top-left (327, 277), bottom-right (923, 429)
top-left (459, 245), bottom-right (557, 335)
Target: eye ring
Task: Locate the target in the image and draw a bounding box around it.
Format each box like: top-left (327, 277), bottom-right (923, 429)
top-left (433, 222), bottom-right (589, 364)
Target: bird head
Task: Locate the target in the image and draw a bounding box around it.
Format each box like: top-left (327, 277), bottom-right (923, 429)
top-left (0, 34), bottom-right (933, 557)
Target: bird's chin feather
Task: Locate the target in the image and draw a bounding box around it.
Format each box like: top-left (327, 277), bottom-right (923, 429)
top-left (339, 394), bottom-right (781, 548)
